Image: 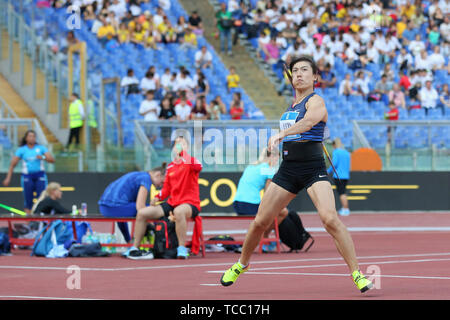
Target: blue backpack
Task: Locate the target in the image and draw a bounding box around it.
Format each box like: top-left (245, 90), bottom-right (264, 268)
top-left (31, 220), bottom-right (74, 256)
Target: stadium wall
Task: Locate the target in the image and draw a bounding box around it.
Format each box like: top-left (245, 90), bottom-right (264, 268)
top-left (1, 172), bottom-right (449, 214)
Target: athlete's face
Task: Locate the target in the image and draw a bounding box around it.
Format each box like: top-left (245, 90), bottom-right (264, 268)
top-left (291, 61), bottom-right (317, 90)
top-left (26, 132), bottom-right (36, 145)
top-left (152, 171), bottom-right (165, 188)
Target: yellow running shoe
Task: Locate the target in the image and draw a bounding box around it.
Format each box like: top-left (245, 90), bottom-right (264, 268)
top-left (220, 262), bottom-right (249, 287)
top-left (352, 270), bottom-right (373, 293)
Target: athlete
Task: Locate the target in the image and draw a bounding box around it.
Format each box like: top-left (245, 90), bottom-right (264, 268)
top-left (126, 136), bottom-right (202, 260)
top-left (2, 130), bottom-right (54, 214)
top-left (220, 55), bottom-right (373, 293)
top-left (98, 165), bottom-right (166, 244)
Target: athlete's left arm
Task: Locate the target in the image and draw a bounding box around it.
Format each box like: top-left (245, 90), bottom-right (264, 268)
top-left (282, 95), bottom-right (327, 137)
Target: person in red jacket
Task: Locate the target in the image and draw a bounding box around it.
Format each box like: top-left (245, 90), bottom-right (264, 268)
top-left (126, 136), bottom-right (202, 260)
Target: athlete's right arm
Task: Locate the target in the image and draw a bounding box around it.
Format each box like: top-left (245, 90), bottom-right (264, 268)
top-left (2, 156), bottom-right (20, 186)
top-left (136, 186), bottom-right (149, 211)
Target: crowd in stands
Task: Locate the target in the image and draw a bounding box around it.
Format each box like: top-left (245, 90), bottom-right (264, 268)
top-left (40, 0), bottom-right (250, 129)
top-left (226, 0), bottom-right (449, 117)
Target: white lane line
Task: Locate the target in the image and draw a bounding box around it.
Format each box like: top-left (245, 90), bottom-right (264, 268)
top-left (243, 272), bottom-right (450, 280)
top-left (188, 226), bottom-right (450, 236)
top-left (0, 295), bottom-right (102, 300)
top-left (207, 257), bottom-right (450, 273)
top-left (2, 252), bottom-right (450, 272)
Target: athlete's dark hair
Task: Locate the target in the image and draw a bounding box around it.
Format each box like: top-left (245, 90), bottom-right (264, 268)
top-left (289, 55), bottom-right (319, 75)
top-left (20, 130), bottom-right (37, 146)
top-left (151, 162), bottom-right (167, 175)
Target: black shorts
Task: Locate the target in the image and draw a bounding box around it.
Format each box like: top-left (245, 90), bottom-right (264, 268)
top-left (272, 158), bottom-right (330, 195)
top-left (334, 179), bottom-right (348, 195)
top-left (160, 202), bottom-right (200, 218)
top-left (233, 201), bottom-right (259, 215)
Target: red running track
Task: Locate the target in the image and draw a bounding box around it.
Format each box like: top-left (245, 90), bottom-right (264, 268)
top-left (1, 213), bottom-right (450, 300)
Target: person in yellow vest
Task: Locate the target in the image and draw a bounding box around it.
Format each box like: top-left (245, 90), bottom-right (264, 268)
top-left (67, 93), bottom-right (85, 149)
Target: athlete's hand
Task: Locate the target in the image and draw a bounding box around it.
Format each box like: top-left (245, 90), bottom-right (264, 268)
top-left (268, 131), bottom-right (285, 152)
top-left (150, 197), bottom-right (158, 206)
top-left (2, 177), bottom-right (10, 187)
top-left (168, 210), bottom-right (176, 222)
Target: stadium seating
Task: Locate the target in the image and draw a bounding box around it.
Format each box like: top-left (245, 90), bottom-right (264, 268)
top-left (25, 0), bottom-right (262, 147)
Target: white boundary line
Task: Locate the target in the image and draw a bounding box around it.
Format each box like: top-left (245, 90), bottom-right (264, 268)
top-left (188, 226), bottom-right (450, 236)
top-left (0, 295), bottom-right (102, 300)
top-left (206, 257), bottom-right (450, 273)
top-left (240, 272), bottom-right (450, 280)
top-left (2, 252), bottom-right (450, 272)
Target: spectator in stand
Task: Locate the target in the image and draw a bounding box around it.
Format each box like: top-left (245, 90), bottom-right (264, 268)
top-left (428, 45), bottom-right (446, 71)
top-left (385, 101), bottom-right (399, 144)
top-left (175, 92), bottom-right (193, 122)
top-left (97, 16), bottom-right (116, 45)
top-left (408, 33), bottom-right (425, 56)
top-left (353, 70), bottom-right (371, 97)
top-left (121, 68), bottom-right (140, 96)
top-left (382, 64), bottom-right (395, 82)
top-left (374, 74), bottom-right (393, 105)
top-left (339, 74), bottom-right (355, 96)
top-left (396, 47), bottom-right (414, 72)
top-left (117, 22), bottom-right (130, 44)
top-left (365, 40), bottom-right (380, 64)
top-left (159, 96), bottom-right (176, 147)
top-left (194, 45), bottom-right (213, 69)
top-left (388, 83), bottom-right (407, 110)
top-left (174, 70), bottom-right (195, 100)
top-left (216, 2), bottom-right (234, 56)
top-left (130, 23), bottom-right (146, 47)
top-left (175, 15), bottom-right (188, 41)
top-left (319, 63), bottom-right (337, 89)
top-left (157, 15), bottom-right (176, 44)
top-left (261, 36), bottom-right (280, 66)
top-left (226, 66), bottom-right (240, 93)
top-left (415, 49), bottom-right (433, 71)
top-left (419, 80), bottom-right (439, 115)
top-left (428, 24), bottom-right (441, 46)
top-left (401, 20), bottom-right (419, 46)
top-left (180, 27), bottom-right (197, 50)
top-left (438, 84), bottom-right (450, 113)
top-left (230, 92), bottom-right (245, 120)
top-left (140, 70), bottom-right (159, 94)
top-left (188, 10), bottom-right (204, 36)
top-left (193, 72), bottom-right (210, 99)
top-left (190, 97), bottom-right (209, 120)
top-left (440, 16), bottom-right (450, 43)
top-left (207, 96), bottom-right (227, 120)
top-left (139, 90), bottom-right (160, 143)
top-left (160, 69), bottom-right (175, 96)
top-left (399, 70), bottom-right (412, 92)
top-left (174, 89), bottom-right (193, 107)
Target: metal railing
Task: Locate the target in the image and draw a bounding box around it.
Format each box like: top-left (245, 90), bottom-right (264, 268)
top-left (353, 120), bottom-right (450, 171)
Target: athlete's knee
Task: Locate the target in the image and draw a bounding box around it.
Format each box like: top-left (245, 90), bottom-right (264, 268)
top-left (173, 205), bottom-right (191, 220)
top-left (253, 216), bottom-right (272, 231)
top-left (320, 211), bottom-right (341, 233)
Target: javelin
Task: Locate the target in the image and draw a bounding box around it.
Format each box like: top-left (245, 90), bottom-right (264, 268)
top-left (0, 203), bottom-right (27, 216)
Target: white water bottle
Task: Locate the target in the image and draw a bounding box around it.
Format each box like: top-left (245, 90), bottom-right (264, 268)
top-left (72, 205), bottom-right (78, 216)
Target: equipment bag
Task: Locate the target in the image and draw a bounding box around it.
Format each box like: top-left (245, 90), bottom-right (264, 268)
top-left (31, 220), bottom-right (73, 257)
top-left (278, 211), bottom-right (314, 252)
top-left (0, 232), bottom-right (11, 255)
top-left (151, 217), bottom-right (179, 259)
